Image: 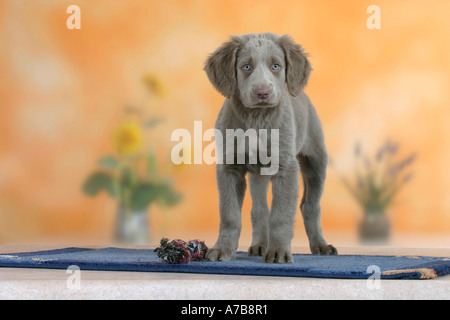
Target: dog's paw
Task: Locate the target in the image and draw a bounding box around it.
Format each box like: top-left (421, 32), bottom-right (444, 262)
top-left (263, 248), bottom-right (293, 263)
top-left (206, 247), bottom-right (235, 261)
top-left (248, 244), bottom-right (266, 256)
top-left (310, 244), bottom-right (338, 255)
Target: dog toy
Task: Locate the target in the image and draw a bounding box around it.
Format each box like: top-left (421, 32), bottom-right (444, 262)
top-left (154, 238), bottom-right (208, 264)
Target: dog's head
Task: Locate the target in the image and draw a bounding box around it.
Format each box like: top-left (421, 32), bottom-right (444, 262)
top-left (204, 33), bottom-right (311, 108)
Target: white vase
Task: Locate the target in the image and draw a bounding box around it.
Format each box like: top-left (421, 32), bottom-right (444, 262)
top-left (114, 204), bottom-right (150, 245)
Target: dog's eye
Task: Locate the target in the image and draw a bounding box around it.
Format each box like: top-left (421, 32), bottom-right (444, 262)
top-left (271, 63), bottom-right (280, 71)
top-left (242, 64), bottom-right (252, 72)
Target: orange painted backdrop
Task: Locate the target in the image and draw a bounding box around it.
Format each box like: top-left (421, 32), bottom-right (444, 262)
top-left (0, 0), bottom-right (449, 245)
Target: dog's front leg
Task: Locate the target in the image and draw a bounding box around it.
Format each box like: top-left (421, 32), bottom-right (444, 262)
top-left (263, 160), bottom-right (299, 263)
top-left (206, 164), bottom-right (247, 261)
top-left (247, 173), bottom-right (270, 256)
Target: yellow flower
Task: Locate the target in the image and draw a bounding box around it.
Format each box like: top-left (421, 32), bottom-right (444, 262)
top-left (142, 73), bottom-right (167, 98)
top-left (113, 122), bottom-right (143, 156)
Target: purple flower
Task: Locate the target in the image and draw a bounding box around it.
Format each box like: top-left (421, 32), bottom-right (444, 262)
top-left (376, 139), bottom-right (399, 162)
top-left (388, 153), bottom-right (417, 176)
top-left (354, 142), bottom-right (361, 157)
top-left (357, 177), bottom-right (365, 190)
top-left (386, 140), bottom-right (399, 155)
top-left (402, 173), bottom-right (414, 184)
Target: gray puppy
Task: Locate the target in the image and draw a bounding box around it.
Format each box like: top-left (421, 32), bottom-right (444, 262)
top-left (204, 33), bottom-right (337, 263)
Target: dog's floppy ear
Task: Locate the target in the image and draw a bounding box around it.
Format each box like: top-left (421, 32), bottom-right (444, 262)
top-left (278, 35), bottom-right (312, 96)
top-left (204, 36), bottom-right (241, 98)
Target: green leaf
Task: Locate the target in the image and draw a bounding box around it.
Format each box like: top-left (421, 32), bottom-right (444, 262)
top-left (143, 118), bottom-right (164, 129)
top-left (120, 167), bottom-right (134, 187)
top-left (146, 150), bottom-right (157, 176)
top-left (98, 156), bottom-right (120, 169)
top-left (82, 172), bottom-right (117, 198)
top-left (123, 105), bottom-right (141, 114)
top-left (129, 183), bottom-right (159, 211)
top-left (153, 180), bottom-right (182, 207)
top-left (128, 181), bottom-right (182, 211)
top-left (157, 187), bottom-right (182, 207)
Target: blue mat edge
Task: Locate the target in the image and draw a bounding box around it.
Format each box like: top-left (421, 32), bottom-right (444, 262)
top-left (1, 247), bottom-right (449, 280)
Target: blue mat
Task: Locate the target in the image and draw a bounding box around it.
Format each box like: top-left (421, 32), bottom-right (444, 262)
top-left (0, 247), bottom-right (449, 279)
